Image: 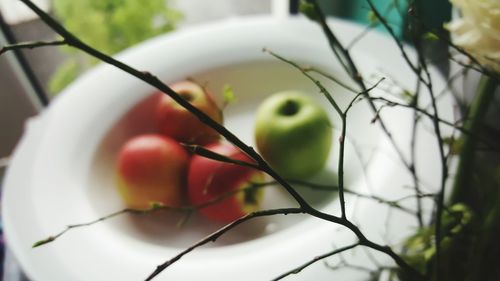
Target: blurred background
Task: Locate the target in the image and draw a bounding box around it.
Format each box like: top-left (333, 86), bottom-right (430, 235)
top-left (0, 0), bottom-right (451, 280)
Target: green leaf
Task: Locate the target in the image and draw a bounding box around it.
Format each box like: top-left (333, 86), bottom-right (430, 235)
top-left (32, 236), bottom-right (55, 248)
top-left (443, 136), bottom-right (464, 155)
top-left (423, 32), bottom-right (439, 41)
top-left (299, 0), bottom-right (319, 21)
top-left (401, 89), bottom-right (415, 104)
top-left (149, 201), bottom-right (166, 210)
top-left (367, 10), bottom-right (379, 24)
top-left (223, 84), bottom-right (235, 105)
top-left (50, 0), bottom-right (183, 96)
top-left (52, 0), bottom-right (182, 54)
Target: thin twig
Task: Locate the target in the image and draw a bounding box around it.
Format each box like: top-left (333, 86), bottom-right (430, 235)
top-left (286, 179), bottom-right (424, 215)
top-left (265, 47), bottom-right (383, 219)
top-left (32, 205), bottom-right (166, 248)
top-left (305, 67), bottom-right (358, 93)
top-left (367, 96), bottom-right (466, 132)
top-left (32, 177), bottom-right (430, 248)
top-left (33, 182), bottom-right (268, 247)
top-left (366, 1), bottom-right (423, 82)
top-left (306, 0), bottom-right (413, 174)
top-left (272, 242), bottom-right (360, 281)
top-left (402, 3), bottom-right (449, 276)
top-left (145, 208), bottom-right (305, 281)
top-left (182, 143), bottom-right (261, 170)
top-left (0, 39), bottom-right (67, 55)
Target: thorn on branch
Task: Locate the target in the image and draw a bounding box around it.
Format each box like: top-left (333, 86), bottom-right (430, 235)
top-left (141, 70), bottom-right (153, 77)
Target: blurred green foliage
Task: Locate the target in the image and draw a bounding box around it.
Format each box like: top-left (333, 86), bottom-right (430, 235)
top-left (399, 204), bottom-right (476, 281)
top-left (49, 0), bottom-right (183, 95)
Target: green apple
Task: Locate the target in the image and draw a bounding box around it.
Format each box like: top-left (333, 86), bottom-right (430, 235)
top-left (254, 91), bottom-right (332, 178)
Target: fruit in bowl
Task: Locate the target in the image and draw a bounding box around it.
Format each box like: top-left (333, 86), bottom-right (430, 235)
top-left (254, 91), bottom-right (333, 179)
top-left (187, 142), bottom-right (266, 223)
top-left (115, 134), bottom-right (189, 209)
top-left (155, 80), bottom-right (223, 145)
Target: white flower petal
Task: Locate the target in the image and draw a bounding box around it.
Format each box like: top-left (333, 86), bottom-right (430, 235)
top-left (448, 0), bottom-right (500, 72)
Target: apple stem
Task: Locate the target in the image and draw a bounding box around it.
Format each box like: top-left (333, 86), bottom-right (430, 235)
top-left (243, 188), bottom-right (258, 205)
top-left (179, 91), bottom-right (194, 102)
top-left (280, 100), bottom-right (299, 116)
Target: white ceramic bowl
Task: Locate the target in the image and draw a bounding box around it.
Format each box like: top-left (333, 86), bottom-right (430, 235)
top-left (2, 16), bottom-right (452, 281)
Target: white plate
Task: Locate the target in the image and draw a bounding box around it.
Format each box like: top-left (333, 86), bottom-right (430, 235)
top-left (2, 16), bottom-right (453, 281)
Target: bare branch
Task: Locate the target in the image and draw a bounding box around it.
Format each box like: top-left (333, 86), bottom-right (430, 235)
top-left (367, 96), bottom-right (466, 132)
top-left (32, 182), bottom-right (269, 247)
top-left (0, 39), bottom-right (67, 56)
top-left (304, 0), bottom-right (415, 187)
top-left (272, 242), bottom-right (360, 281)
top-left (145, 208), bottom-right (305, 281)
top-left (33, 204), bottom-right (167, 248)
top-left (182, 143), bottom-right (261, 170)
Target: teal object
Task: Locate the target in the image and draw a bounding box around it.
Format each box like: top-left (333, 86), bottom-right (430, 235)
top-left (344, 0), bottom-right (408, 37)
top-left (316, 0), bottom-right (451, 39)
top-left (317, 0), bottom-right (408, 37)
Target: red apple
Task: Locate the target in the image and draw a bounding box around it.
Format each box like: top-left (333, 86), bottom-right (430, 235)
top-left (155, 80), bottom-right (223, 145)
top-left (115, 134), bottom-right (189, 209)
top-left (187, 143), bottom-right (265, 223)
